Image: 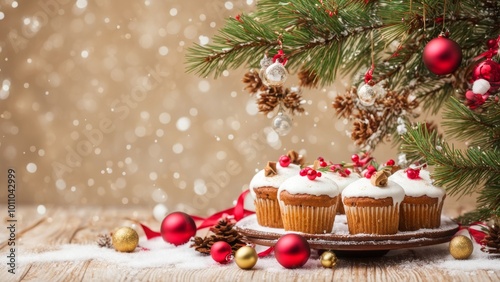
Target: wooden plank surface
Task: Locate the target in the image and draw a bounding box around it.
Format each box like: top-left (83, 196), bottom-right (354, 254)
top-left (0, 206), bottom-right (498, 282)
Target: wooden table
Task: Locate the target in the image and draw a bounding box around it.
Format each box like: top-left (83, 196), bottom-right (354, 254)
top-left (1, 206), bottom-right (499, 281)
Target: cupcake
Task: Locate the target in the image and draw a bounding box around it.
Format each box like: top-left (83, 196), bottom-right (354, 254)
top-left (389, 166), bottom-right (446, 231)
top-left (322, 168), bottom-right (360, 214)
top-left (278, 168), bottom-right (340, 234)
top-left (342, 171), bottom-right (405, 235)
top-left (249, 151), bottom-right (303, 228)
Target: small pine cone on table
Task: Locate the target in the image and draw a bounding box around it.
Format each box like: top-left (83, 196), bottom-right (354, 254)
top-left (481, 223), bottom-right (500, 254)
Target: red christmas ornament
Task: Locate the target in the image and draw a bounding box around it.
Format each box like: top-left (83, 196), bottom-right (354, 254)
top-left (210, 241), bottom-right (232, 264)
top-left (161, 212), bottom-right (197, 246)
top-left (274, 234), bottom-right (310, 269)
top-left (423, 36), bottom-right (462, 75)
top-left (472, 59), bottom-right (500, 91)
top-left (279, 155), bottom-right (291, 167)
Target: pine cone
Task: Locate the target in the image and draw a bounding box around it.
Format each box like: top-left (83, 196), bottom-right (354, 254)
top-left (97, 233), bottom-right (113, 248)
top-left (242, 69), bottom-right (264, 95)
top-left (332, 87), bottom-right (356, 119)
top-left (283, 88), bottom-right (305, 114)
top-left (190, 218), bottom-right (247, 255)
top-left (481, 223), bottom-right (500, 254)
top-left (257, 88), bottom-right (281, 114)
top-left (298, 69), bottom-right (319, 89)
top-left (351, 111), bottom-right (380, 146)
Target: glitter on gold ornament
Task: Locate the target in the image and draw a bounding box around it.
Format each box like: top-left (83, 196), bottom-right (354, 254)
top-left (449, 235), bottom-right (473, 260)
top-left (112, 227), bottom-right (139, 252)
top-left (320, 251), bottom-right (337, 268)
top-left (234, 246), bottom-right (258, 270)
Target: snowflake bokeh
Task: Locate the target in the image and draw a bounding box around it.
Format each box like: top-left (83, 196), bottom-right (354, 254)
top-left (0, 0), bottom-right (403, 216)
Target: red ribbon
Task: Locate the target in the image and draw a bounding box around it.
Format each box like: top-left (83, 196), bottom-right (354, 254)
top-left (138, 189), bottom-right (255, 238)
top-left (458, 222), bottom-right (488, 244)
top-left (272, 50), bottom-right (288, 66)
top-left (196, 189), bottom-right (254, 230)
top-left (473, 35), bottom-right (500, 61)
top-left (364, 64), bottom-right (375, 84)
top-left (258, 246), bottom-right (274, 257)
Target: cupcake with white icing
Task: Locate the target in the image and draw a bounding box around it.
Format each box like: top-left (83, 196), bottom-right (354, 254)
top-left (249, 152), bottom-right (303, 228)
top-left (322, 168), bottom-right (360, 214)
top-left (342, 171), bottom-right (405, 235)
top-left (278, 167), bottom-right (340, 234)
top-left (389, 166), bottom-right (446, 231)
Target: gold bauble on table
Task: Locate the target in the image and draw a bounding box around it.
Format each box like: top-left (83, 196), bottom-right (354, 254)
top-left (449, 235), bottom-right (473, 260)
top-left (112, 227), bottom-right (139, 252)
top-left (234, 246), bottom-right (258, 270)
top-left (320, 251), bottom-right (338, 268)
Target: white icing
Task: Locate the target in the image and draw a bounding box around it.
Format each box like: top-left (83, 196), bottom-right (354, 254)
top-left (322, 170), bottom-right (360, 192)
top-left (277, 174), bottom-right (340, 201)
top-left (249, 163), bottom-right (301, 198)
top-left (342, 178), bottom-right (405, 205)
top-left (389, 169), bottom-right (446, 203)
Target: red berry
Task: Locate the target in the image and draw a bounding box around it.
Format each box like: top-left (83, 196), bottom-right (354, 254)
top-left (406, 169), bottom-right (420, 179)
top-left (316, 171), bottom-right (322, 177)
top-left (351, 154), bottom-right (360, 163)
top-left (364, 171), bottom-right (373, 179)
top-left (319, 161), bottom-right (328, 167)
top-left (317, 157), bottom-right (324, 162)
top-left (344, 168), bottom-right (351, 176)
top-left (299, 169), bottom-right (307, 176)
top-left (307, 169), bottom-right (317, 180)
top-left (367, 165), bottom-right (376, 173)
top-left (279, 155), bottom-right (291, 167)
top-left (386, 159), bottom-right (395, 166)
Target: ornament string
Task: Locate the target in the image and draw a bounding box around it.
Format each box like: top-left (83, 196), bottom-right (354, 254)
top-left (441, 0), bottom-right (447, 32)
top-left (364, 30), bottom-right (375, 85)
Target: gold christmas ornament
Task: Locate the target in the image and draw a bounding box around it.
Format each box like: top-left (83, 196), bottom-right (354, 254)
top-left (449, 235), bottom-right (473, 259)
top-left (234, 246), bottom-right (258, 270)
top-left (320, 251), bottom-right (338, 268)
top-left (112, 227), bottom-right (139, 252)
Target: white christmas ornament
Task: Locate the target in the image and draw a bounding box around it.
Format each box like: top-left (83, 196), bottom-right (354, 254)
top-left (265, 62), bottom-right (288, 86)
top-left (472, 79), bottom-right (491, 95)
top-left (272, 111), bottom-right (293, 136)
top-left (357, 84), bottom-right (376, 106)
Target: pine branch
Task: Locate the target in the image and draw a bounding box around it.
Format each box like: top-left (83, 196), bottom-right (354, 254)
top-left (400, 123), bottom-right (500, 197)
top-left (443, 97), bottom-right (500, 149)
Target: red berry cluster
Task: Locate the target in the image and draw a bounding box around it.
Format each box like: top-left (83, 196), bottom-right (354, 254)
top-left (329, 164), bottom-right (351, 177)
top-left (385, 159), bottom-right (395, 166)
top-left (351, 153), bottom-right (372, 167)
top-left (317, 157), bottom-right (328, 168)
top-left (300, 167), bottom-right (322, 180)
top-left (279, 155), bottom-right (291, 167)
top-left (406, 168), bottom-right (420, 179)
top-left (364, 165), bottom-right (377, 179)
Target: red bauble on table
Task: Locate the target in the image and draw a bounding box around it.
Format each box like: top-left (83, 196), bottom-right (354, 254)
top-left (423, 36), bottom-right (462, 75)
top-left (210, 241), bottom-right (232, 264)
top-left (161, 212), bottom-right (197, 246)
top-left (274, 234), bottom-right (310, 269)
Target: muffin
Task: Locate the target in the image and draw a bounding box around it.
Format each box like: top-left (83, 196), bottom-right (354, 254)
top-left (389, 167), bottom-right (446, 231)
top-left (278, 168), bottom-right (340, 234)
top-left (342, 171), bottom-right (405, 235)
top-left (249, 157), bottom-right (301, 228)
top-left (322, 169), bottom-right (360, 214)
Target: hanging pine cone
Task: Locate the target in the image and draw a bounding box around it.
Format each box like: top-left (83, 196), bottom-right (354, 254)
top-left (283, 87), bottom-right (305, 114)
top-left (191, 218), bottom-right (247, 255)
top-left (481, 222), bottom-right (500, 254)
top-left (242, 69), bottom-right (265, 95)
top-left (298, 69), bottom-right (319, 89)
top-left (96, 233), bottom-right (113, 248)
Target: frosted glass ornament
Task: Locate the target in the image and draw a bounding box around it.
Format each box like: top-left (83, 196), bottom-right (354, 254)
top-left (272, 111), bottom-right (292, 136)
top-left (265, 62), bottom-right (288, 86)
top-left (358, 84), bottom-right (376, 106)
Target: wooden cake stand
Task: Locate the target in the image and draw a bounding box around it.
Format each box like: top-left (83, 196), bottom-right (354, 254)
top-left (234, 214), bottom-right (459, 256)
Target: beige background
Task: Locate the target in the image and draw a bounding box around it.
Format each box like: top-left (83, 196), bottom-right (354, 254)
top-left (0, 0), bottom-right (475, 219)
